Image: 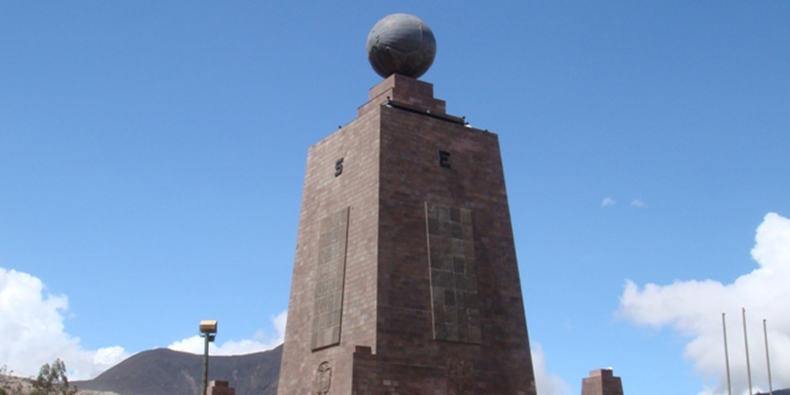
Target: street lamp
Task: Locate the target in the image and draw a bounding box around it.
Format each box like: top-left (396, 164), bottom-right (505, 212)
top-left (199, 320), bottom-right (217, 395)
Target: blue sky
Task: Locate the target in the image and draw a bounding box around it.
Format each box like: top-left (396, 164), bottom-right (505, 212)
top-left (1, 2), bottom-right (789, 394)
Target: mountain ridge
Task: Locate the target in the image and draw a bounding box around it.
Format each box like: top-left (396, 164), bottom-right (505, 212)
top-left (72, 345), bottom-right (281, 395)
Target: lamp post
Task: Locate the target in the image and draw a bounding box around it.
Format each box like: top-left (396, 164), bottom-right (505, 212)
top-left (199, 320), bottom-right (218, 395)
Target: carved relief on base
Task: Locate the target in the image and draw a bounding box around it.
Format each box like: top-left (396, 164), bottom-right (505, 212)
top-left (314, 362), bottom-right (332, 395)
top-left (446, 359), bottom-right (474, 395)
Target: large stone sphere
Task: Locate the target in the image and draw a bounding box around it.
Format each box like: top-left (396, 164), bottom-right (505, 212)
top-left (366, 14), bottom-right (436, 79)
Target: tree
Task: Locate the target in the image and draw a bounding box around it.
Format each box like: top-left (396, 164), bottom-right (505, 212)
top-left (0, 365), bottom-right (24, 395)
top-left (30, 359), bottom-right (77, 395)
top-left (0, 384), bottom-right (24, 395)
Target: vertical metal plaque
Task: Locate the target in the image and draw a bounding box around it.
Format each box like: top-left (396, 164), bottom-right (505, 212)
top-left (426, 203), bottom-right (481, 343)
top-left (311, 207), bottom-right (350, 350)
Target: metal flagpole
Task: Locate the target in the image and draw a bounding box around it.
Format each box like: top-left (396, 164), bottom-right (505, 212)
top-left (743, 308), bottom-right (753, 395)
top-left (722, 313), bottom-right (732, 395)
top-left (764, 319), bottom-right (773, 395)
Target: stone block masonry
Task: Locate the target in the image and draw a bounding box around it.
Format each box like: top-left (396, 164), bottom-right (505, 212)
top-left (277, 74), bottom-right (537, 395)
top-left (581, 369), bottom-right (624, 395)
top-left (207, 380), bottom-right (235, 395)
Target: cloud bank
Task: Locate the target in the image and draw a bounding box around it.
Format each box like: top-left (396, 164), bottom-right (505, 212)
top-left (532, 343), bottom-right (572, 395)
top-left (0, 265), bottom-right (287, 381)
top-left (168, 310), bottom-right (287, 355)
top-left (0, 268), bottom-right (129, 380)
top-left (619, 212), bottom-right (790, 395)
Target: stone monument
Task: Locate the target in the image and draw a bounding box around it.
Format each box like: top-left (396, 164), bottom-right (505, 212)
top-left (277, 14), bottom-right (538, 395)
top-left (581, 369), bottom-right (624, 395)
top-left (207, 380), bottom-right (236, 395)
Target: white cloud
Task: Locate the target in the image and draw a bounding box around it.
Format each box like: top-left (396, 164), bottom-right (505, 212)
top-left (532, 343), bottom-right (572, 395)
top-left (168, 310), bottom-right (287, 355)
top-left (272, 309), bottom-right (287, 338)
top-left (618, 212), bottom-right (790, 395)
top-left (601, 197), bottom-right (617, 207)
top-left (0, 268), bottom-right (129, 380)
top-left (630, 199), bottom-right (646, 208)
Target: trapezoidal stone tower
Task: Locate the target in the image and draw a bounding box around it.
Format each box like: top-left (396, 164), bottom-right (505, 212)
top-left (581, 369), bottom-right (624, 395)
top-left (277, 14), bottom-right (537, 395)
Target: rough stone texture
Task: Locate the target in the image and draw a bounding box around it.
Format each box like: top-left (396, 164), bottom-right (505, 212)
top-left (581, 369), bottom-right (624, 395)
top-left (426, 203), bottom-right (481, 344)
top-left (311, 208), bottom-right (351, 350)
top-left (278, 74), bottom-right (536, 395)
top-left (207, 380), bottom-right (235, 395)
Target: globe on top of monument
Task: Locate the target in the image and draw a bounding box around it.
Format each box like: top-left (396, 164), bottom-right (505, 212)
top-left (366, 13), bottom-right (436, 79)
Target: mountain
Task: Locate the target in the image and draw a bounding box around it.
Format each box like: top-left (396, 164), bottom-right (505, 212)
top-left (73, 345), bottom-right (281, 395)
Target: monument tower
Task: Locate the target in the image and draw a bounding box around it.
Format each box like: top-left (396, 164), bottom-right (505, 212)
top-left (277, 14), bottom-right (538, 395)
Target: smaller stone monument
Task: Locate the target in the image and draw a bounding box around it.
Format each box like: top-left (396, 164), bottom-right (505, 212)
top-left (581, 369), bottom-right (624, 395)
top-left (207, 380), bottom-right (235, 395)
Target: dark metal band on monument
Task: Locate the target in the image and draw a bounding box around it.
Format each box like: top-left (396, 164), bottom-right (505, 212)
top-left (426, 202), bottom-right (482, 344)
top-left (311, 207), bottom-right (350, 350)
